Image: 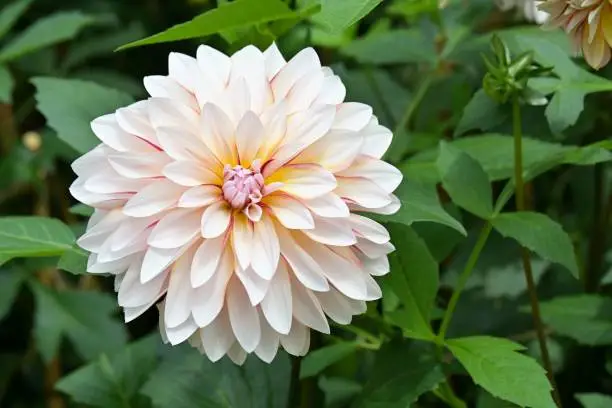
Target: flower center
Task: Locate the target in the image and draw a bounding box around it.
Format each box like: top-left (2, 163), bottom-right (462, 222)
top-left (222, 160), bottom-right (264, 210)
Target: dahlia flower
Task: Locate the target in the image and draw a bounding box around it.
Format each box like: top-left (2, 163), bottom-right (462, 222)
top-left (70, 43), bottom-right (402, 364)
top-left (539, 0), bottom-right (612, 69)
top-left (497, 0), bottom-right (549, 23)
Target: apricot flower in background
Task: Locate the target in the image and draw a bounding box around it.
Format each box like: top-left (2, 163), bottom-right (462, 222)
top-left (70, 43), bottom-right (402, 364)
top-left (539, 0), bottom-right (612, 69)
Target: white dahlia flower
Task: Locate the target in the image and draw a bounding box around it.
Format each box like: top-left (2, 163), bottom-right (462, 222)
top-left (70, 43), bottom-right (402, 364)
top-left (497, 0), bottom-right (549, 23)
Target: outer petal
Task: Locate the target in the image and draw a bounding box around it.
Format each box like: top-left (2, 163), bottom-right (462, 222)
top-left (227, 277), bottom-right (261, 352)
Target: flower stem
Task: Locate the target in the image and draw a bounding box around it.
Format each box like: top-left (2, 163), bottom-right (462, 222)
top-left (512, 97), bottom-right (562, 408)
top-left (437, 222), bottom-right (493, 342)
top-left (394, 73), bottom-right (435, 136)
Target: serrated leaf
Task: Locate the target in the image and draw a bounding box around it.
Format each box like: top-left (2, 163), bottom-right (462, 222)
top-left (536, 295), bottom-right (612, 346)
top-left (0, 11), bottom-right (96, 62)
top-left (0, 64), bottom-right (12, 103)
top-left (56, 336), bottom-right (157, 408)
top-left (341, 29), bottom-right (437, 65)
top-left (437, 141), bottom-right (493, 218)
top-left (446, 336), bottom-right (556, 408)
top-left (576, 393), bottom-right (612, 408)
top-left (118, 0), bottom-right (295, 50)
top-left (57, 245), bottom-right (88, 275)
top-left (374, 178), bottom-right (466, 235)
top-left (300, 342), bottom-right (359, 379)
top-left (0, 217), bottom-right (75, 263)
top-left (142, 344), bottom-right (290, 408)
top-left (0, 269), bottom-right (23, 321)
top-left (386, 224), bottom-right (438, 340)
top-left (455, 90), bottom-right (508, 137)
top-left (0, 0), bottom-right (33, 40)
top-left (32, 77), bottom-right (134, 153)
top-left (30, 283), bottom-right (127, 362)
top-left (491, 211), bottom-right (578, 278)
top-left (312, 0), bottom-right (381, 33)
top-left (356, 339), bottom-right (444, 407)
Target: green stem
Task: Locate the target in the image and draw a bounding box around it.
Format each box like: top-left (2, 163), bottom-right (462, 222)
top-left (438, 381), bottom-right (467, 408)
top-left (437, 222), bottom-right (493, 342)
top-left (394, 73), bottom-right (434, 136)
top-left (512, 97), bottom-right (562, 408)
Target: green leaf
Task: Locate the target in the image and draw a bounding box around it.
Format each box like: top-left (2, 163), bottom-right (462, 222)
top-left (356, 339), bottom-right (444, 407)
top-left (142, 344), bottom-right (291, 408)
top-left (386, 224), bottom-right (438, 340)
top-left (318, 376), bottom-right (362, 408)
top-left (576, 393), bottom-right (612, 408)
top-left (57, 245), bottom-right (88, 275)
top-left (375, 178), bottom-right (466, 235)
top-left (118, 0), bottom-right (296, 50)
top-left (0, 269), bottom-right (23, 321)
top-left (0, 0), bottom-right (33, 40)
top-left (56, 336), bottom-right (158, 408)
top-left (0, 11), bottom-right (96, 62)
top-left (437, 141), bottom-right (493, 219)
top-left (446, 336), bottom-right (556, 408)
top-left (0, 217), bottom-right (75, 263)
top-left (312, 0), bottom-right (381, 33)
top-left (341, 29), bottom-right (437, 65)
top-left (536, 295), bottom-right (612, 346)
top-left (491, 212), bottom-right (578, 278)
top-left (454, 90), bottom-right (508, 137)
top-left (30, 283), bottom-right (127, 362)
top-left (300, 342), bottom-right (359, 379)
top-left (0, 64), bottom-right (12, 103)
top-left (32, 77), bottom-right (134, 153)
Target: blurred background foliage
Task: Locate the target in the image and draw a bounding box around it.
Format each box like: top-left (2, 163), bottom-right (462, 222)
top-left (1, 0), bottom-right (612, 407)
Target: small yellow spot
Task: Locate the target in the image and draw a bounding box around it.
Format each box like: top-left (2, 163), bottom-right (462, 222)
top-left (22, 131), bottom-right (42, 152)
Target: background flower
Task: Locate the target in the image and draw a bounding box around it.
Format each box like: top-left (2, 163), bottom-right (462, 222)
top-left (497, 0), bottom-right (549, 23)
top-left (70, 44), bottom-right (402, 364)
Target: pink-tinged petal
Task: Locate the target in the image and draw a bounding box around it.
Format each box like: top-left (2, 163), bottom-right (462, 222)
top-left (349, 214), bottom-right (390, 244)
top-left (316, 287), bottom-right (354, 324)
top-left (360, 254), bottom-right (390, 276)
top-left (360, 117), bottom-right (392, 159)
top-left (192, 248), bottom-right (233, 326)
top-left (313, 73), bottom-right (346, 105)
top-left (164, 250), bottom-right (196, 328)
top-left (285, 69), bottom-right (324, 114)
top-left (276, 227), bottom-right (329, 292)
top-left (349, 194), bottom-right (400, 215)
top-left (261, 260), bottom-right (293, 334)
top-left (200, 103), bottom-right (237, 164)
top-left (303, 216), bottom-right (357, 246)
top-left (107, 152), bottom-right (171, 179)
top-left (250, 215), bottom-right (280, 279)
top-left (197, 45), bottom-right (231, 86)
top-left (115, 101), bottom-right (158, 146)
top-left (124, 300), bottom-right (159, 323)
top-left (264, 194), bottom-right (314, 230)
top-left (162, 160), bottom-right (221, 187)
top-left (257, 102), bottom-right (287, 161)
top-left (201, 201), bottom-right (232, 238)
top-left (168, 52), bottom-right (199, 92)
top-left (254, 314), bottom-right (280, 363)
top-left (236, 264), bottom-right (270, 306)
top-left (227, 277), bottom-right (261, 352)
top-left (269, 164), bottom-right (336, 200)
top-left (272, 47), bottom-right (320, 101)
top-left (77, 209), bottom-right (125, 252)
top-left (235, 111), bottom-right (264, 167)
top-left (123, 179), bottom-right (185, 217)
top-left (263, 42), bottom-right (286, 80)
top-left (191, 236), bottom-right (225, 287)
top-left (143, 75), bottom-right (198, 111)
top-left (118, 257), bottom-right (168, 308)
top-left (280, 321), bottom-right (310, 356)
top-left (232, 212), bottom-right (253, 270)
top-left (335, 177), bottom-right (392, 209)
top-left (226, 342), bottom-right (248, 365)
top-left (337, 155), bottom-right (402, 193)
top-left (333, 102), bottom-right (372, 131)
top-left (156, 127), bottom-right (220, 171)
top-left (279, 104), bottom-right (336, 158)
top-left (148, 208), bottom-right (202, 249)
top-left (291, 279), bottom-right (330, 334)
top-left (356, 238), bottom-right (395, 259)
top-left (91, 114), bottom-right (151, 152)
top-left (198, 308), bottom-right (234, 362)
top-left (97, 232), bottom-right (147, 263)
top-left (84, 171), bottom-right (148, 194)
top-left (163, 314), bottom-right (199, 345)
top-left (148, 97), bottom-right (199, 133)
top-left (302, 193), bottom-right (350, 218)
top-left (140, 240), bottom-right (194, 283)
top-left (178, 185), bottom-right (222, 208)
top-left (109, 216), bottom-right (156, 251)
top-left (72, 145), bottom-right (109, 177)
top-left (87, 253), bottom-right (133, 274)
top-left (230, 45), bottom-right (270, 113)
top-left (295, 129), bottom-right (363, 173)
